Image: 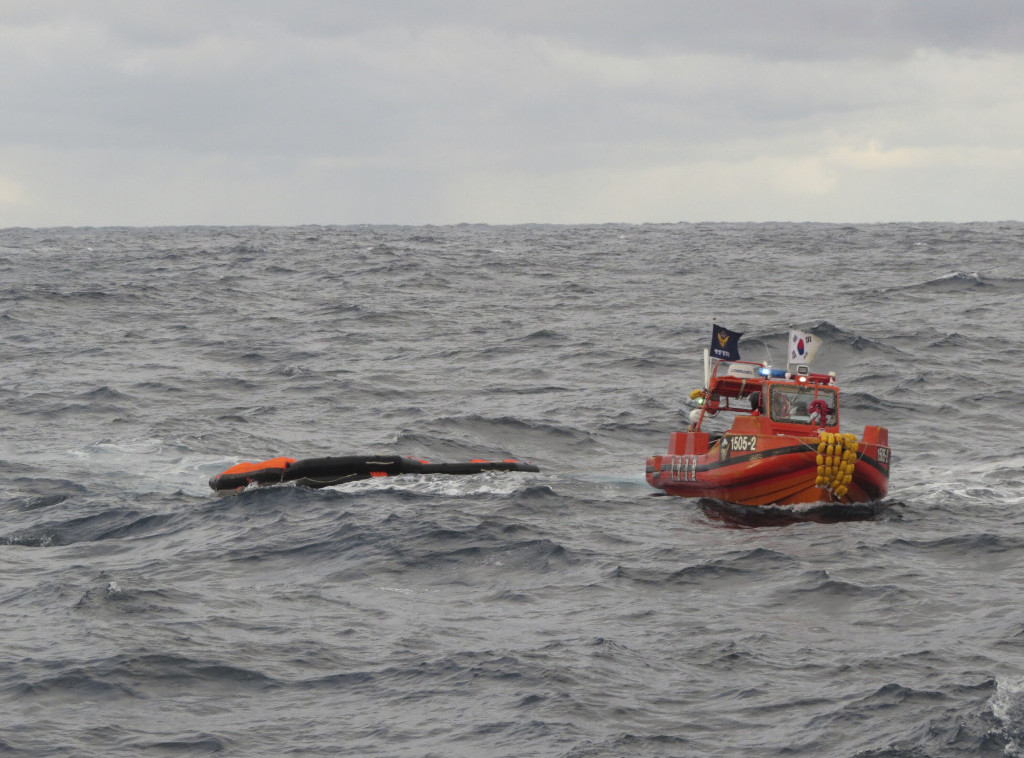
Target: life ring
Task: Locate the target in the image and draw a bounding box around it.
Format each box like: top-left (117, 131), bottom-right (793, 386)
top-left (808, 399), bottom-right (829, 426)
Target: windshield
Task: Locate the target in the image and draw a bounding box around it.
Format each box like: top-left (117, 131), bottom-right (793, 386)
top-left (768, 385), bottom-right (837, 425)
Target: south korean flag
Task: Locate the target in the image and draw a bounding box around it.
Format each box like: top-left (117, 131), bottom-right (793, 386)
top-left (789, 330), bottom-right (821, 365)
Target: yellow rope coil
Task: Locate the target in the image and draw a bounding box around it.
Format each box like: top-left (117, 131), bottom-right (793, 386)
top-left (816, 432), bottom-right (859, 499)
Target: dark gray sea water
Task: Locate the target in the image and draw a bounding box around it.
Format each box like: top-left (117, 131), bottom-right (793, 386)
top-left (2, 222), bottom-right (1024, 757)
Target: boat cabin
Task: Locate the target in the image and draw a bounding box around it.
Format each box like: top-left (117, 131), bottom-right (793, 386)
top-left (693, 360), bottom-right (840, 436)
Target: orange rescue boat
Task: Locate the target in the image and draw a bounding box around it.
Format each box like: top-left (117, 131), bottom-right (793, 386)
top-left (646, 357), bottom-right (890, 506)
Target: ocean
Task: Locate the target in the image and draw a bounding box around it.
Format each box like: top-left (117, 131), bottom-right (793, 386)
top-left (2, 222), bottom-right (1023, 757)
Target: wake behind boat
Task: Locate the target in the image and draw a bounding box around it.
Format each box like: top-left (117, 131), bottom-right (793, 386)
top-left (646, 326), bottom-right (890, 506)
top-left (210, 454), bottom-right (539, 493)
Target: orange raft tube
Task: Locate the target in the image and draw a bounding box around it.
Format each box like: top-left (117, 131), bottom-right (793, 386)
top-left (646, 359), bottom-right (890, 506)
top-left (210, 454), bottom-right (540, 493)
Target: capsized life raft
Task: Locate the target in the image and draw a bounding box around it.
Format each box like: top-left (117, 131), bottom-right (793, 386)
top-left (209, 454), bottom-right (540, 492)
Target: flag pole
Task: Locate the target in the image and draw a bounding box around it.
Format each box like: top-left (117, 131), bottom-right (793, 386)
top-left (705, 317), bottom-right (715, 387)
top-left (786, 323), bottom-right (792, 373)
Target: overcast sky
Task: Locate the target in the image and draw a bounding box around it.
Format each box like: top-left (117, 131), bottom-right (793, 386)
top-left (2, 1), bottom-right (1023, 226)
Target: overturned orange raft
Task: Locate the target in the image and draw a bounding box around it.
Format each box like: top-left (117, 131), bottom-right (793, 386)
top-left (210, 454), bottom-right (540, 493)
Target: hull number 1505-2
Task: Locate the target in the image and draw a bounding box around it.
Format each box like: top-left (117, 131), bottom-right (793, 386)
top-left (723, 435), bottom-right (758, 454)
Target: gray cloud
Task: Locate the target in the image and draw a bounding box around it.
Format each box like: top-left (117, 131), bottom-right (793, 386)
top-left (2, 1), bottom-right (1023, 225)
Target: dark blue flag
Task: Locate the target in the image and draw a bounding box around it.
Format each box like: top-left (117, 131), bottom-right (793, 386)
top-left (710, 324), bottom-right (743, 360)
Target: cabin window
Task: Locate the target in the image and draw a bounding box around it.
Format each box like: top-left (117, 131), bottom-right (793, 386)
top-left (768, 385), bottom-right (837, 425)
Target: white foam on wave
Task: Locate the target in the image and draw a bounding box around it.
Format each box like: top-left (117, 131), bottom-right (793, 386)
top-left (337, 470), bottom-right (535, 498)
top-left (573, 471), bottom-right (650, 486)
top-left (66, 438), bottom-right (226, 498)
top-left (894, 454), bottom-right (1024, 508)
top-left (938, 270), bottom-right (983, 283)
top-left (990, 677), bottom-right (1024, 756)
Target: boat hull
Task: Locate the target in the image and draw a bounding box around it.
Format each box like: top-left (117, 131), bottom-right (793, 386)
top-left (646, 430), bottom-right (889, 506)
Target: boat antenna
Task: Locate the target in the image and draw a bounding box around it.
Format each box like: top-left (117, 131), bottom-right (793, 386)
top-left (763, 339), bottom-right (773, 367)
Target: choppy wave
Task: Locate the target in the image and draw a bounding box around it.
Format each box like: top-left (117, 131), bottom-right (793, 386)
top-left (2, 222), bottom-right (1023, 757)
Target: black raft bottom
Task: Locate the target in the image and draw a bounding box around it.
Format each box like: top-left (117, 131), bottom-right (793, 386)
top-left (210, 455), bottom-right (540, 492)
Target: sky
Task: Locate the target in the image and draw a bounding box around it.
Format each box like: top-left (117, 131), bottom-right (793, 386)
top-left (2, 1), bottom-right (1023, 227)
